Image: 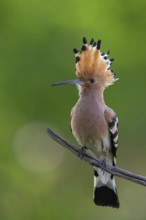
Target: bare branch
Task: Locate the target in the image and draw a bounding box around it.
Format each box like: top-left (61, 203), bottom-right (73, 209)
top-left (47, 128), bottom-right (146, 186)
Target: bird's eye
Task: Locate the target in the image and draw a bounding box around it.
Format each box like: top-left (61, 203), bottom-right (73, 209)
top-left (90, 79), bottom-right (95, 84)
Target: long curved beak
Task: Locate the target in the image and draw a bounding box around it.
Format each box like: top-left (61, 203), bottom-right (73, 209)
top-left (52, 79), bottom-right (83, 86)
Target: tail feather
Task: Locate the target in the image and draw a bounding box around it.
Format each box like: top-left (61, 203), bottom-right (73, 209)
top-left (93, 169), bottom-right (120, 208)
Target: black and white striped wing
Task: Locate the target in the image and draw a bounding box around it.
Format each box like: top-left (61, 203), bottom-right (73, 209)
top-left (109, 116), bottom-right (119, 166)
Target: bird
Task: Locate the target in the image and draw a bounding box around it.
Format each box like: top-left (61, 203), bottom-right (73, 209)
top-left (52, 37), bottom-right (120, 208)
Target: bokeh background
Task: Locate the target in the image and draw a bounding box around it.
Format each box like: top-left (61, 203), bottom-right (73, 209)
top-left (0, 0), bottom-right (146, 219)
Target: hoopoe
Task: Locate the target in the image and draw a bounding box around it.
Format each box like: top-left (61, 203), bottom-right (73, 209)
top-left (52, 37), bottom-right (120, 208)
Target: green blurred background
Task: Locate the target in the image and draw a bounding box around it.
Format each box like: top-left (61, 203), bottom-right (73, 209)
top-left (0, 0), bottom-right (146, 219)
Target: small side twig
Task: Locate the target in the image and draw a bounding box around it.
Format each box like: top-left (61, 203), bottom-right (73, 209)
top-left (47, 128), bottom-right (146, 187)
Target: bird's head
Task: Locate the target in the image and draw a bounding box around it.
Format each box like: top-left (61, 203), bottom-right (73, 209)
top-left (52, 37), bottom-right (118, 93)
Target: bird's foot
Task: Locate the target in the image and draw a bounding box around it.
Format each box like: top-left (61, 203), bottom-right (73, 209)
top-left (99, 158), bottom-right (107, 170)
top-left (78, 146), bottom-right (87, 159)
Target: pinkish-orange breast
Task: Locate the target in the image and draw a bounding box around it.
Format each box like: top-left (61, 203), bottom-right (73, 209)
top-left (71, 95), bottom-right (108, 149)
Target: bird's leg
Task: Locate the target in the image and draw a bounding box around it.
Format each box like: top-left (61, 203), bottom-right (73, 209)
top-left (99, 153), bottom-right (108, 170)
top-left (99, 158), bottom-right (107, 169)
top-left (78, 146), bottom-right (87, 159)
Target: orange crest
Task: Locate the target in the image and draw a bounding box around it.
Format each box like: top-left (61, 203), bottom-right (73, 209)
top-left (73, 37), bottom-right (118, 87)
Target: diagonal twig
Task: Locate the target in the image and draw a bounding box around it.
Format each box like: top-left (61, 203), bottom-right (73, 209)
top-left (47, 128), bottom-right (146, 186)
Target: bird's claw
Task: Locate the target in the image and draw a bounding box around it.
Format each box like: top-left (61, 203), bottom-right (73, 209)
top-left (99, 158), bottom-right (107, 169)
top-left (78, 146), bottom-right (87, 159)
